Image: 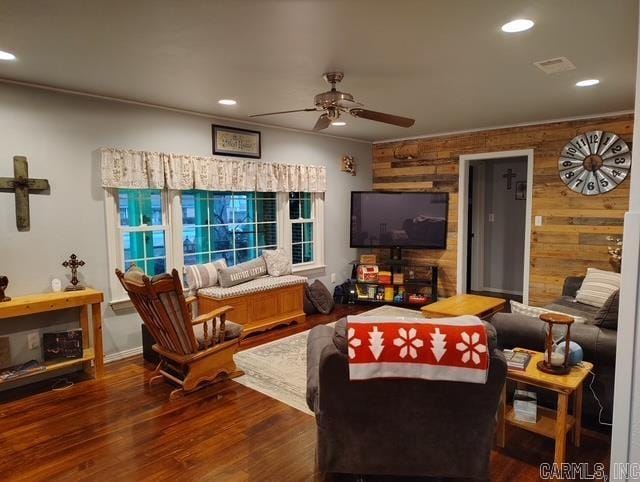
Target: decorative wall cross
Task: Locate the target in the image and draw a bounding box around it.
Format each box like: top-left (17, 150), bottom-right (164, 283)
top-left (0, 156), bottom-right (50, 231)
top-left (502, 168), bottom-right (516, 190)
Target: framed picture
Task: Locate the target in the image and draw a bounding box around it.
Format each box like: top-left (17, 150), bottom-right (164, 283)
top-left (515, 181), bottom-right (527, 200)
top-left (212, 125), bottom-right (261, 158)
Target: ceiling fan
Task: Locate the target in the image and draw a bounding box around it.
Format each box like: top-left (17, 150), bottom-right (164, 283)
top-left (249, 72), bottom-right (415, 131)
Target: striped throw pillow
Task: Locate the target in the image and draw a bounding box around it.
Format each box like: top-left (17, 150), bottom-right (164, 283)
top-left (183, 258), bottom-right (227, 290)
top-left (510, 300), bottom-right (586, 324)
top-left (576, 268), bottom-right (621, 308)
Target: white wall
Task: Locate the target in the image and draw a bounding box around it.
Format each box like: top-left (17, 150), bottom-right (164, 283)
top-left (0, 82), bottom-right (372, 366)
top-left (611, 9), bottom-right (640, 472)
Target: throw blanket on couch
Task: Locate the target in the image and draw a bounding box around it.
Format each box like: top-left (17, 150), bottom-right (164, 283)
top-left (347, 315), bottom-right (490, 384)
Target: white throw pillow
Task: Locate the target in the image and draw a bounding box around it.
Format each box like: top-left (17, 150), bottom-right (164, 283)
top-left (262, 248), bottom-right (292, 277)
top-left (509, 300), bottom-right (585, 324)
top-left (183, 258), bottom-right (227, 290)
top-left (575, 268), bottom-right (621, 308)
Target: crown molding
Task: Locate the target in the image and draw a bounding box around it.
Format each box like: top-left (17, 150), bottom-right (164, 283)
top-left (372, 110), bottom-right (635, 145)
top-left (0, 77), bottom-right (372, 145)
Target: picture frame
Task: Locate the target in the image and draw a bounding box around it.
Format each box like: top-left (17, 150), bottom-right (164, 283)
top-left (515, 181), bottom-right (527, 200)
top-left (212, 124), bottom-right (261, 158)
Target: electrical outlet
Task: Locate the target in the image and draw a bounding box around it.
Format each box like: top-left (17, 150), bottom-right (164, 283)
top-left (488, 213), bottom-right (495, 222)
top-left (330, 273), bottom-right (336, 284)
top-left (535, 215), bottom-right (543, 226)
top-left (27, 332), bottom-right (40, 350)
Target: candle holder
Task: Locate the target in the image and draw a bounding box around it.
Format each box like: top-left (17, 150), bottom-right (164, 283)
top-left (537, 313), bottom-right (574, 375)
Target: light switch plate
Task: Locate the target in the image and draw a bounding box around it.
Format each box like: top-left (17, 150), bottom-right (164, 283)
top-left (330, 273), bottom-right (336, 284)
top-left (488, 213), bottom-right (495, 222)
top-left (535, 216), bottom-right (543, 226)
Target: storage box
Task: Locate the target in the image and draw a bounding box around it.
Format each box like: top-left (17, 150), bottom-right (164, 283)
top-left (360, 254), bottom-right (377, 265)
top-left (43, 329), bottom-right (83, 362)
top-left (357, 265), bottom-right (379, 282)
top-left (378, 270), bottom-right (392, 284)
top-left (513, 389), bottom-right (537, 423)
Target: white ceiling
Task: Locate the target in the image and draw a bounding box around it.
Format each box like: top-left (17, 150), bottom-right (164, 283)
top-left (0, 0), bottom-right (636, 142)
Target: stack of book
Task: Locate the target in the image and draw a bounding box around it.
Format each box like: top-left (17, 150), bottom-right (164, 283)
top-left (504, 349), bottom-right (532, 371)
top-left (0, 360), bottom-right (45, 382)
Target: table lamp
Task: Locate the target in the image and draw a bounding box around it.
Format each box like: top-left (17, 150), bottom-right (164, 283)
top-left (537, 313), bottom-right (574, 375)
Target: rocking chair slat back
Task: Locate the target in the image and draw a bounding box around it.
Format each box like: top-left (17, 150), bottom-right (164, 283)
top-left (116, 268), bottom-right (199, 356)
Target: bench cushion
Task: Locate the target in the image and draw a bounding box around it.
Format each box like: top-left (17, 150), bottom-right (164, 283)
top-left (197, 275), bottom-right (307, 300)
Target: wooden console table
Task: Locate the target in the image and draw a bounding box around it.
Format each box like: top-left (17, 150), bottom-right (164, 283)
top-left (0, 289), bottom-right (104, 384)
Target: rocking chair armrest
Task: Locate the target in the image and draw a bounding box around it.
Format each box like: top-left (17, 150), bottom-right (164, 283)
top-left (185, 295), bottom-right (197, 305)
top-left (191, 305), bottom-right (234, 325)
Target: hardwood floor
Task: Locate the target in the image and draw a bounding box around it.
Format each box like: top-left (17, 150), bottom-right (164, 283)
top-left (0, 305), bottom-right (610, 481)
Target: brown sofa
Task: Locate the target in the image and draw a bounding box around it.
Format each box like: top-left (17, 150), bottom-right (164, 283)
top-left (306, 318), bottom-right (507, 479)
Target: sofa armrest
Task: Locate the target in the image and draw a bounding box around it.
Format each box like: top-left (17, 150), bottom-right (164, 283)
top-left (570, 323), bottom-right (617, 368)
top-left (563, 276), bottom-right (585, 297)
top-left (306, 324), bottom-right (335, 412)
top-left (490, 312), bottom-right (547, 351)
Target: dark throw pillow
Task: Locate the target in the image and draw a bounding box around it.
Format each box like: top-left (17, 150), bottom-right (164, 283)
top-left (303, 283), bottom-right (319, 315)
top-left (594, 290), bottom-right (619, 330)
top-left (308, 279), bottom-right (335, 314)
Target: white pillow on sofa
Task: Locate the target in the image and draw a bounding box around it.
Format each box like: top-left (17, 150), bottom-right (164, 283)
top-left (262, 248), bottom-right (292, 276)
top-left (510, 300), bottom-right (585, 324)
top-left (575, 267), bottom-right (620, 308)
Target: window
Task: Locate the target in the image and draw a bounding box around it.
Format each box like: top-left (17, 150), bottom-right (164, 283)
top-left (117, 189), bottom-right (168, 275)
top-left (181, 191), bottom-right (277, 266)
top-left (289, 192), bottom-right (315, 265)
top-left (105, 187), bottom-right (323, 305)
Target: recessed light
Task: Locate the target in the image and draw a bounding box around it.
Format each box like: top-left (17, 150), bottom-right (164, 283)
top-left (0, 50), bottom-right (16, 61)
top-left (501, 19), bottom-right (534, 33)
top-left (576, 79), bottom-right (600, 87)
top-left (218, 99), bottom-right (237, 106)
top-left (331, 121), bottom-right (346, 126)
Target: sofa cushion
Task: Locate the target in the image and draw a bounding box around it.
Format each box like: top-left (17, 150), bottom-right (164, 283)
top-left (575, 267), bottom-right (620, 308)
top-left (544, 296), bottom-right (599, 324)
top-left (593, 290), bottom-right (619, 330)
top-left (218, 257), bottom-right (268, 288)
top-left (197, 274), bottom-right (307, 300)
top-left (308, 280), bottom-right (335, 314)
top-left (262, 248), bottom-right (292, 276)
top-left (511, 300), bottom-right (586, 324)
top-left (183, 258), bottom-right (227, 290)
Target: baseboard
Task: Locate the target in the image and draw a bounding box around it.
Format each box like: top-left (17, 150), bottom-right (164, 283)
top-left (104, 346), bottom-right (143, 364)
top-left (481, 287), bottom-right (523, 296)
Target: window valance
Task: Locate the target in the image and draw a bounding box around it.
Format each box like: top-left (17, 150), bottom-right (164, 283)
top-left (100, 148), bottom-right (327, 192)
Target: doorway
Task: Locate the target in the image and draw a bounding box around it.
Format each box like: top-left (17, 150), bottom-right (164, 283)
top-left (457, 149), bottom-right (534, 304)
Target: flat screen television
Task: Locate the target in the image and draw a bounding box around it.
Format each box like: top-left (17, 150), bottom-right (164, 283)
top-left (350, 191), bottom-right (448, 249)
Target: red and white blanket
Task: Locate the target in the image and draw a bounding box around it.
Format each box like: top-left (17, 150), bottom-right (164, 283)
top-left (346, 315), bottom-right (490, 384)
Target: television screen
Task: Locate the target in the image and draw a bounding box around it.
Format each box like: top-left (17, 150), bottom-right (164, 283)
top-left (350, 191), bottom-right (448, 249)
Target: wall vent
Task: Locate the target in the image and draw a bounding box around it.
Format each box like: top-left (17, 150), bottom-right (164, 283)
top-left (533, 57), bottom-right (576, 74)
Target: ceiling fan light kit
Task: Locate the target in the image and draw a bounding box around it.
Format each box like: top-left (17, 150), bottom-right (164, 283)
top-left (249, 72), bottom-right (415, 131)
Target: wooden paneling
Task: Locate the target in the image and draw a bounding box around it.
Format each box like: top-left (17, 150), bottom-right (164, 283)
top-left (373, 114), bottom-right (633, 305)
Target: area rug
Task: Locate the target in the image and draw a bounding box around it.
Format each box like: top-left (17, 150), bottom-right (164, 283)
top-left (233, 305), bottom-right (422, 414)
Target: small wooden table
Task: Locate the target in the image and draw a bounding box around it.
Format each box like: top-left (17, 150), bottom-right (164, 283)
top-left (420, 294), bottom-right (506, 319)
top-left (0, 289), bottom-right (104, 384)
top-left (496, 349), bottom-right (593, 465)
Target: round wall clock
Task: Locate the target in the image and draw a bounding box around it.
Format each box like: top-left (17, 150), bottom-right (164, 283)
top-left (558, 131), bottom-right (631, 196)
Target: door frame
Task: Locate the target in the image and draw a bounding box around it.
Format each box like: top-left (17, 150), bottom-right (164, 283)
top-left (456, 149), bottom-right (534, 304)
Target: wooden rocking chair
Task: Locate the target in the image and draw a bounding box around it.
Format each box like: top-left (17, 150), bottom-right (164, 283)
top-left (116, 267), bottom-right (243, 399)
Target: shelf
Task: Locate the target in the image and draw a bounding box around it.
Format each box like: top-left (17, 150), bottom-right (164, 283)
top-left (0, 289), bottom-right (104, 319)
top-left (353, 280), bottom-right (433, 286)
top-left (505, 405), bottom-right (575, 439)
top-left (0, 348), bottom-right (95, 385)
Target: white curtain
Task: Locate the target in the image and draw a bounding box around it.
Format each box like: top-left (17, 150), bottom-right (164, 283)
top-left (100, 148), bottom-right (327, 192)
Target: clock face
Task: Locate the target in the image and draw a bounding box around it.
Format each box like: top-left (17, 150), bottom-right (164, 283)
top-left (558, 130), bottom-right (631, 196)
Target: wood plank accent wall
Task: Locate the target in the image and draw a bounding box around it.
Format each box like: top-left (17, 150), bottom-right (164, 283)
top-left (372, 114), bottom-right (633, 306)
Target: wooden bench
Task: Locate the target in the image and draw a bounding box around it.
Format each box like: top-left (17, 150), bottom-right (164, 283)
top-left (196, 275), bottom-right (306, 335)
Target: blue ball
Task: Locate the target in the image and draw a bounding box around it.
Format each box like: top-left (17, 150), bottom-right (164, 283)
top-left (555, 341), bottom-right (583, 365)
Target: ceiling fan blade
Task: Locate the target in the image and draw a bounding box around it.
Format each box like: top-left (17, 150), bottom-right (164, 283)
top-left (350, 108), bottom-right (415, 128)
top-left (249, 108), bottom-right (318, 117)
top-left (313, 114), bottom-right (331, 131)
